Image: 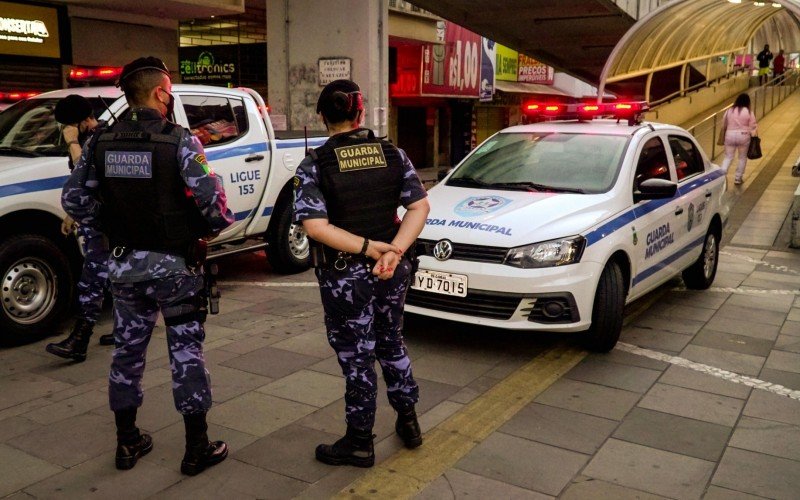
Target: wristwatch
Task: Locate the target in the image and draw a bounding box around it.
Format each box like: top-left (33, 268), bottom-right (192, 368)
top-left (360, 238), bottom-right (370, 256)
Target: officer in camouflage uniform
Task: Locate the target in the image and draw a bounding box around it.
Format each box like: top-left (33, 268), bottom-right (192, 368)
top-left (46, 95), bottom-right (114, 362)
top-left (61, 57), bottom-right (234, 475)
top-left (294, 80), bottom-right (430, 468)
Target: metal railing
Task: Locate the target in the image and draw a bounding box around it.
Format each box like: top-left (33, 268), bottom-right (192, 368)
top-left (649, 66), bottom-right (750, 107)
top-left (684, 69), bottom-right (800, 161)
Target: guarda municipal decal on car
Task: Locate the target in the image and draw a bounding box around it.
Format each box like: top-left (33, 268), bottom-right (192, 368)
top-left (454, 196), bottom-right (512, 217)
top-left (425, 218), bottom-right (513, 236)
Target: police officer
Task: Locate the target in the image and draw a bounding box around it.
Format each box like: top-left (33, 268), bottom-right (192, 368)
top-left (61, 57), bottom-right (234, 474)
top-left (47, 95), bottom-right (114, 360)
top-left (294, 80), bottom-right (430, 467)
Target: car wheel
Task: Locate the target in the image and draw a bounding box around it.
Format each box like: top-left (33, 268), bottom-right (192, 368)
top-left (266, 200), bottom-right (311, 274)
top-left (584, 260), bottom-right (625, 352)
top-left (682, 228), bottom-right (719, 290)
top-left (0, 234), bottom-right (73, 343)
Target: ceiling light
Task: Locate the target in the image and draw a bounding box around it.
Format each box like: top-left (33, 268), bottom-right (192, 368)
top-left (754, 1), bottom-right (765, 6)
top-left (772, 2), bottom-right (782, 7)
top-left (728, 0), bottom-right (742, 3)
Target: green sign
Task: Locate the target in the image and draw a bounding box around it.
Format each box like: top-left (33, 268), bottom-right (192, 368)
top-left (495, 44), bottom-right (518, 82)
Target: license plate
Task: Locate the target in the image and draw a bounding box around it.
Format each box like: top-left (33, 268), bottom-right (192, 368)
top-left (411, 269), bottom-right (468, 297)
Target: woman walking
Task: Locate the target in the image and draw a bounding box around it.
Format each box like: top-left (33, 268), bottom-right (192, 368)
top-left (293, 79), bottom-right (430, 467)
top-left (721, 93), bottom-right (758, 185)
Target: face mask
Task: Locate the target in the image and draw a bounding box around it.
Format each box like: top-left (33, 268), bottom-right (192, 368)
top-left (159, 88), bottom-right (175, 120)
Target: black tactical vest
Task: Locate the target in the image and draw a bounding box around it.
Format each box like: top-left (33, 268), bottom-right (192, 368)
top-left (94, 117), bottom-right (209, 255)
top-left (313, 128), bottom-right (404, 244)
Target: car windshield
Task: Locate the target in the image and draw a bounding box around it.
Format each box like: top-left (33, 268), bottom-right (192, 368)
top-left (0, 97), bottom-right (116, 157)
top-left (448, 132), bottom-right (629, 194)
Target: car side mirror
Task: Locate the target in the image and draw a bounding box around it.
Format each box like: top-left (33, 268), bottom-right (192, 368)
top-left (634, 178), bottom-right (677, 203)
top-left (437, 168), bottom-right (452, 181)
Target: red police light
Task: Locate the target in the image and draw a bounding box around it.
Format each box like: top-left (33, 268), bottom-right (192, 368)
top-left (7, 93), bottom-right (21, 99)
top-left (69, 69), bottom-right (88, 79)
top-left (67, 65), bottom-right (123, 87)
top-left (525, 103), bottom-right (540, 112)
top-left (97, 67), bottom-right (122, 77)
top-left (544, 105), bottom-right (561, 112)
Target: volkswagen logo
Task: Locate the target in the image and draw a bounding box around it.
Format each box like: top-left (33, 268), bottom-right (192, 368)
top-left (433, 239), bottom-right (453, 261)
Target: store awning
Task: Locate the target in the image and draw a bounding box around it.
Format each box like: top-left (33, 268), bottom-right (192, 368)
top-left (494, 80), bottom-right (571, 96)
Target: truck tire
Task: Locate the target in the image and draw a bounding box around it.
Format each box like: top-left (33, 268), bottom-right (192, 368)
top-left (584, 261), bottom-right (625, 353)
top-left (266, 200), bottom-right (311, 274)
top-left (0, 234), bottom-right (73, 343)
top-left (682, 227), bottom-right (719, 290)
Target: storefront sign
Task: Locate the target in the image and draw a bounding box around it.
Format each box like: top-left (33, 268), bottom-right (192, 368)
top-left (390, 45), bottom-right (422, 97)
top-left (319, 58), bottom-right (351, 86)
top-left (422, 22), bottom-right (481, 97)
top-left (495, 44), bottom-right (518, 82)
top-left (179, 45), bottom-right (237, 85)
top-left (518, 54), bottom-right (554, 85)
top-left (0, 1), bottom-right (60, 58)
top-left (480, 39), bottom-right (496, 102)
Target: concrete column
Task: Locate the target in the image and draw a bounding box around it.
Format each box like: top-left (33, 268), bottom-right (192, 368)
top-left (267, 0), bottom-right (389, 135)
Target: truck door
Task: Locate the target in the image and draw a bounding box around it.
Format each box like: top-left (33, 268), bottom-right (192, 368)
top-left (176, 92), bottom-right (269, 240)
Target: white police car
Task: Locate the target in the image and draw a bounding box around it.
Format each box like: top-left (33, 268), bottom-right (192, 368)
top-left (406, 102), bottom-right (728, 351)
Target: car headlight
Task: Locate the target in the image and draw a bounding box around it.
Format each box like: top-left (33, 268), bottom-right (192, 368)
top-left (505, 236), bottom-right (586, 268)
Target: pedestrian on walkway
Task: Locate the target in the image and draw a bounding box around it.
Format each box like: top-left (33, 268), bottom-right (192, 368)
top-left (294, 79), bottom-right (430, 468)
top-left (721, 93), bottom-right (758, 185)
top-left (773, 49), bottom-right (785, 85)
top-left (757, 44), bottom-right (773, 85)
top-left (61, 56), bottom-right (234, 474)
top-left (47, 95), bottom-right (114, 361)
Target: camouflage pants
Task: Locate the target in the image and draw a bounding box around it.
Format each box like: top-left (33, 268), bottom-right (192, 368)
top-left (76, 225), bottom-right (109, 323)
top-left (108, 274), bottom-right (212, 415)
top-left (316, 258), bottom-right (419, 432)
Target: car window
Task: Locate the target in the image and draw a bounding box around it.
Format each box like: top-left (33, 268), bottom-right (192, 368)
top-left (181, 95), bottom-right (248, 147)
top-left (633, 136), bottom-right (671, 190)
top-left (668, 135), bottom-right (704, 181)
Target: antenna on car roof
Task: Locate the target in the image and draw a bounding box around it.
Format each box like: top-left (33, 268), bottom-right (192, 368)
top-left (99, 95), bottom-right (118, 123)
top-left (304, 125), bottom-right (309, 154)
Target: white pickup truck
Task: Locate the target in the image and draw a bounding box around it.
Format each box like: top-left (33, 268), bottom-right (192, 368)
top-left (0, 85), bottom-right (325, 341)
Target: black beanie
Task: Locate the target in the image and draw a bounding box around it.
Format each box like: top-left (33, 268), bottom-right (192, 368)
top-left (54, 94), bottom-right (93, 125)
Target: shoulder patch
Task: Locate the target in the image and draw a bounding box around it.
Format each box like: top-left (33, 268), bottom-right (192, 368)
top-left (293, 176), bottom-right (300, 188)
top-left (334, 144), bottom-right (387, 172)
top-left (194, 153), bottom-right (211, 174)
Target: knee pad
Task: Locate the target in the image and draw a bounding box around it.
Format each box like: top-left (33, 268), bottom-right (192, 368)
top-left (163, 294), bottom-right (207, 326)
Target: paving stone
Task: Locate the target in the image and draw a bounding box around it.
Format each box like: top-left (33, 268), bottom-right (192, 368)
top-left (758, 367), bottom-right (800, 390)
top-left (775, 334), bottom-right (800, 353)
top-left (714, 303), bottom-right (788, 327)
top-left (582, 439), bottom-right (714, 500)
top-left (535, 379), bottom-right (641, 421)
top-left (152, 458), bottom-right (308, 499)
top-left (208, 392), bottom-right (317, 437)
top-left (764, 349), bottom-right (800, 373)
top-left (216, 332), bottom-right (280, 355)
top-left (256, 369), bottom-right (343, 407)
top-left (632, 316), bottom-right (706, 335)
top-left (565, 358), bottom-right (662, 393)
top-left (23, 449), bottom-right (180, 499)
top-left (724, 293), bottom-right (795, 313)
top-left (613, 408), bottom-right (731, 461)
top-left (500, 403), bottom-right (617, 455)
top-left (31, 349), bottom-right (115, 386)
top-left (0, 416), bottom-right (40, 443)
top-left (456, 432), bottom-right (588, 496)
top-left (658, 365), bottom-right (751, 399)
top-left (743, 389), bottom-right (800, 426)
top-left (416, 377), bottom-right (462, 414)
top-left (713, 272), bottom-right (748, 288)
top-left (270, 331), bottom-right (332, 359)
top-left (8, 412), bottom-right (116, 467)
top-left (588, 350), bottom-right (669, 371)
top-left (220, 346), bottom-right (319, 379)
top-left (680, 345), bottom-right (765, 376)
top-left (691, 329), bottom-right (775, 357)
top-left (729, 415), bottom-right (800, 461)
top-left (637, 383), bottom-right (744, 427)
top-left (418, 400), bottom-right (463, 431)
top-left (744, 270), bottom-right (800, 287)
top-left (0, 443), bottom-right (62, 497)
top-left (207, 364), bottom-right (273, 404)
top-left (448, 376), bottom-right (501, 404)
top-left (788, 307), bottom-right (800, 322)
top-left (236, 423), bottom-right (341, 483)
top-left (702, 316), bottom-right (781, 341)
top-left (702, 485), bottom-right (768, 500)
top-left (306, 354), bottom-right (343, 377)
top-left (0, 373), bottom-right (73, 411)
top-left (712, 447), bottom-right (800, 500)
top-left (619, 327), bottom-right (693, 353)
top-left (409, 353), bottom-right (494, 387)
top-left (560, 477), bottom-right (669, 500)
top-left (21, 389), bottom-right (107, 425)
top-left (418, 468), bottom-right (552, 499)
top-left (206, 309), bottom-right (278, 330)
top-left (665, 292), bottom-right (730, 310)
top-left (780, 320), bottom-right (800, 336)
top-left (0, 349), bottom-right (51, 378)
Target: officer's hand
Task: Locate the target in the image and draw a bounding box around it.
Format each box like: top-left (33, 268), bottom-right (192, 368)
top-left (60, 215), bottom-right (77, 236)
top-left (62, 125), bottom-right (79, 144)
top-left (373, 251), bottom-right (400, 280)
top-left (366, 240), bottom-right (401, 261)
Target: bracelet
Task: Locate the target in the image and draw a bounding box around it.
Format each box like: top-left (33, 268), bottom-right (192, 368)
top-left (67, 141), bottom-right (80, 146)
top-left (360, 238), bottom-right (370, 256)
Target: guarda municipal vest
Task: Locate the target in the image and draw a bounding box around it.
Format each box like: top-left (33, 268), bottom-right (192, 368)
top-left (94, 116), bottom-right (209, 255)
top-left (313, 128), bottom-right (404, 244)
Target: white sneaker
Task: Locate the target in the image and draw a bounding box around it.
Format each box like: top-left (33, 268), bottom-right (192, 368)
top-left (734, 178), bottom-right (743, 185)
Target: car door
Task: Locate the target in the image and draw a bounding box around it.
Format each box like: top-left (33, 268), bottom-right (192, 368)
top-left (175, 91), bottom-right (269, 240)
top-left (668, 134), bottom-right (710, 269)
top-left (630, 134), bottom-right (681, 294)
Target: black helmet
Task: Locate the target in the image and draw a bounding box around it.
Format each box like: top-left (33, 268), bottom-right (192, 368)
top-left (54, 94), bottom-right (93, 125)
top-left (118, 56), bottom-right (170, 90)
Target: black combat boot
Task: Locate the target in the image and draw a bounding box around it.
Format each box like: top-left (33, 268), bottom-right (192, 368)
top-left (114, 408), bottom-right (153, 470)
top-left (98, 333), bottom-right (115, 346)
top-left (181, 412), bottom-right (228, 476)
top-left (315, 426), bottom-right (375, 468)
top-left (45, 319), bottom-right (94, 362)
top-left (395, 407), bottom-right (423, 449)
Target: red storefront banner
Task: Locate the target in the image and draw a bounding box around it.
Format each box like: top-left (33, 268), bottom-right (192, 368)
top-left (518, 54), bottom-right (554, 85)
top-left (421, 22), bottom-right (481, 97)
top-left (390, 45), bottom-right (423, 97)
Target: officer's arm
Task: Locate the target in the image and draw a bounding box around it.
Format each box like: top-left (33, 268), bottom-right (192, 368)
top-left (61, 141), bottom-right (101, 226)
top-left (179, 133), bottom-right (235, 234)
top-left (394, 149), bottom-right (430, 253)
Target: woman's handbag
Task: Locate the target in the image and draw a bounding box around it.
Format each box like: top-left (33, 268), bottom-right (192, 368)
top-left (716, 111), bottom-right (728, 146)
top-left (747, 135), bottom-right (763, 160)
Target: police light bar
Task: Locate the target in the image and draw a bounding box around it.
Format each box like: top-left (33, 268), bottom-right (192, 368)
top-left (522, 100), bottom-right (649, 125)
top-left (0, 91), bottom-right (39, 102)
top-left (67, 66), bottom-right (123, 87)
